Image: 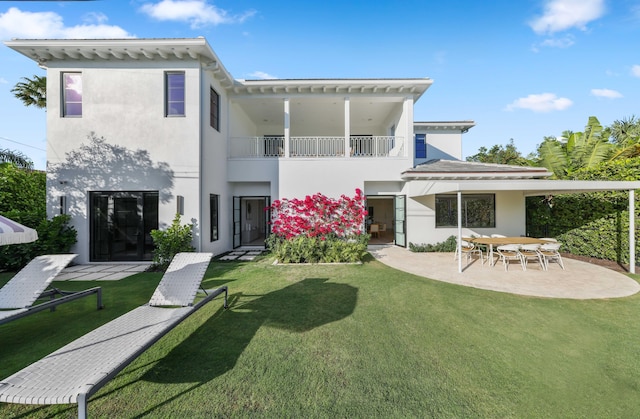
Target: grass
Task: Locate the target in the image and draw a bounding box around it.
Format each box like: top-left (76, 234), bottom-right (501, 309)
top-left (2, 253), bottom-right (640, 418)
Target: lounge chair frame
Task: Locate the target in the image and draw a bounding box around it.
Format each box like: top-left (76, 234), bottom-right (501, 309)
top-left (0, 286), bottom-right (103, 326)
top-left (0, 252), bottom-right (228, 419)
top-left (0, 254), bottom-right (103, 326)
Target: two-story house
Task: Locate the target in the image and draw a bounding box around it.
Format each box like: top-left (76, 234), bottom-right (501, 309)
top-left (7, 37), bottom-right (640, 267)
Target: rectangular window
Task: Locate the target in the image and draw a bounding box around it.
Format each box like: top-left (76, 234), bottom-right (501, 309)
top-left (415, 133), bottom-right (426, 159)
top-left (210, 87), bottom-right (219, 130)
top-left (436, 194), bottom-right (495, 228)
top-left (210, 194), bottom-right (219, 242)
top-left (165, 72), bottom-right (185, 116)
top-left (62, 72), bottom-right (82, 117)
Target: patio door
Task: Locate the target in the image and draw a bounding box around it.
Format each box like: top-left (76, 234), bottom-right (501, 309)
top-left (90, 191), bottom-right (158, 261)
top-left (394, 195), bottom-right (406, 247)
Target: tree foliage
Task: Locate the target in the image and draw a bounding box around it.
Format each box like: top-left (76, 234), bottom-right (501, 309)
top-left (0, 163), bottom-right (76, 270)
top-left (536, 116), bottom-right (613, 178)
top-left (0, 149), bottom-right (33, 169)
top-left (11, 75), bottom-right (47, 109)
top-left (466, 139), bottom-right (533, 166)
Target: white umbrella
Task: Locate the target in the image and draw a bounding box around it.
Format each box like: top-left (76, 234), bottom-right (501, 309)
top-left (0, 214), bottom-right (38, 245)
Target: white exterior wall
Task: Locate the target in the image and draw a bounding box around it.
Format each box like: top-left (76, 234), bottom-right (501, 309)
top-left (405, 191), bottom-right (526, 246)
top-left (45, 61), bottom-right (203, 263)
top-left (200, 70), bottom-right (233, 256)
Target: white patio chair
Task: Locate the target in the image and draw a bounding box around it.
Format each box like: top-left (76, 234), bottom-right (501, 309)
top-left (491, 234), bottom-right (507, 238)
top-left (519, 243), bottom-right (545, 270)
top-left (496, 244), bottom-right (525, 271)
top-left (0, 252), bottom-right (228, 419)
top-left (539, 237), bottom-right (558, 242)
top-left (539, 242), bottom-right (565, 270)
top-left (454, 239), bottom-right (484, 266)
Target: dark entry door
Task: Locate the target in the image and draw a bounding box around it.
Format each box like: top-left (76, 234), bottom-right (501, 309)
top-left (90, 191), bottom-right (158, 261)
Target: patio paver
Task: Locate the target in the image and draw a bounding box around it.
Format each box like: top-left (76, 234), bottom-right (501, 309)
top-left (369, 246), bottom-right (640, 300)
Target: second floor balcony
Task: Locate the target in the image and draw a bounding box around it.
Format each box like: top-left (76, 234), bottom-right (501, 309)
top-left (229, 136), bottom-right (405, 159)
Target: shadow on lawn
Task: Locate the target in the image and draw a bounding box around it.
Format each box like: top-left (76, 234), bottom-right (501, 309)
top-left (143, 277), bottom-right (358, 384)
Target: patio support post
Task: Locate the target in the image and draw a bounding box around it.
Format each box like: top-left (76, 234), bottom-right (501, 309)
top-left (458, 191), bottom-right (462, 273)
top-left (284, 98), bottom-right (290, 158)
top-left (344, 97), bottom-right (351, 158)
top-left (630, 189), bottom-right (636, 274)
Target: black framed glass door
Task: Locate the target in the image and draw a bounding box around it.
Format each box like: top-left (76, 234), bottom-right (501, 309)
top-left (90, 191), bottom-right (158, 261)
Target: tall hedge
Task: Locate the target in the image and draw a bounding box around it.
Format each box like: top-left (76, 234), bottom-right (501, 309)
top-left (0, 164), bottom-right (76, 271)
top-left (526, 158), bottom-right (640, 264)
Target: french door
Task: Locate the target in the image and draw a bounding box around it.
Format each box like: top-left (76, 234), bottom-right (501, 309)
top-left (233, 196), bottom-right (270, 248)
top-left (90, 191), bottom-right (158, 261)
top-left (394, 195), bottom-right (406, 247)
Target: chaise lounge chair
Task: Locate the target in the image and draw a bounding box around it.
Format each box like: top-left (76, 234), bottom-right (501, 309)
top-left (0, 252), bottom-right (228, 419)
top-left (0, 254), bottom-right (103, 326)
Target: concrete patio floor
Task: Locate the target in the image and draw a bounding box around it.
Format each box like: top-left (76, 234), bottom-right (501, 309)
top-left (369, 246), bottom-right (640, 300)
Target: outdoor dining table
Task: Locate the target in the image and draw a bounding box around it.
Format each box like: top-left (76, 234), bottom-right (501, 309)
top-left (465, 236), bottom-right (549, 267)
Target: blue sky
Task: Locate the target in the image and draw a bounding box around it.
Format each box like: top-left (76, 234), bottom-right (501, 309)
top-left (0, 0), bottom-right (639, 169)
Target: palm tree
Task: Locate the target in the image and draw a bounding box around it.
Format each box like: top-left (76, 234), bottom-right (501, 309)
top-left (537, 117), bottom-right (613, 178)
top-left (0, 148), bottom-right (33, 169)
top-left (608, 115), bottom-right (640, 160)
top-left (11, 75), bottom-right (46, 109)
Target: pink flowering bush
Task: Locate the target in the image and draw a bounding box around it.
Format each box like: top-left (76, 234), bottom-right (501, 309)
top-left (266, 189), bottom-right (369, 263)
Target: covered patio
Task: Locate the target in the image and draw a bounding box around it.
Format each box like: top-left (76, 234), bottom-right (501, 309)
top-left (370, 246), bottom-right (640, 299)
top-left (403, 160), bottom-right (640, 274)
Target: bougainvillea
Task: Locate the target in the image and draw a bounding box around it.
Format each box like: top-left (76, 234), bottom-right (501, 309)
top-left (269, 189), bottom-right (367, 240)
top-left (266, 189), bottom-right (369, 263)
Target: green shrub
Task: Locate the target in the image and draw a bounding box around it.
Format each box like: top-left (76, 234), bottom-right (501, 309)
top-left (0, 214), bottom-right (77, 271)
top-left (266, 233), bottom-right (368, 264)
top-left (150, 213), bottom-right (195, 270)
top-left (409, 235), bottom-right (457, 253)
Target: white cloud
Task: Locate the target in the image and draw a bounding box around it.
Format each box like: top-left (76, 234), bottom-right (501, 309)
top-left (505, 93), bottom-right (573, 113)
top-left (248, 71), bottom-right (277, 79)
top-left (140, 0), bottom-right (256, 29)
top-left (0, 77), bottom-right (7, 84)
top-left (540, 36), bottom-right (575, 48)
top-left (590, 88), bottom-right (623, 99)
top-left (529, 0), bottom-right (605, 34)
top-left (632, 65), bottom-right (640, 78)
top-left (0, 7), bottom-right (134, 39)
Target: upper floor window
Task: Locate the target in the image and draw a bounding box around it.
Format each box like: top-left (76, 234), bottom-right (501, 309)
top-left (436, 194), bottom-right (496, 228)
top-left (62, 72), bottom-right (82, 117)
top-left (210, 87), bottom-right (219, 130)
top-left (415, 133), bottom-right (426, 159)
top-left (165, 72), bottom-right (185, 117)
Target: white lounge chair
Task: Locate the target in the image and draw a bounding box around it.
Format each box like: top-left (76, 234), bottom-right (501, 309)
top-left (0, 254), bottom-right (103, 325)
top-left (0, 252), bottom-right (228, 419)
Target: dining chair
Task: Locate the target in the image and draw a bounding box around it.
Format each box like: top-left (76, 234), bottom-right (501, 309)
top-left (496, 244), bottom-right (525, 271)
top-left (491, 234), bottom-right (507, 238)
top-left (370, 224), bottom-right (379, 238)
top-left (520, 243), bottom-right (545, 270)
top-left (539, 242), bottom-right (564, 270)
top-left (454, 240), bottom-right (484, 266)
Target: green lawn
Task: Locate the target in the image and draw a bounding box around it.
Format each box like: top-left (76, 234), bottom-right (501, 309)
top-left (1, 254), bottom-right (640, 418)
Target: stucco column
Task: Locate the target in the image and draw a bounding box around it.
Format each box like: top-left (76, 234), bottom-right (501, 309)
top-left (284, 98), bottom-right (290, 158)
top-left (630, 189), bottom-right (635, 274)
top-left (458, 191), bottom-right (462, 273)
top-left (344, 97), bottom-right (350, 158)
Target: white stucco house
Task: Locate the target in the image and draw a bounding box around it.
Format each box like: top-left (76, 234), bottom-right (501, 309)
top-left (6, 37), bottom-right (640, 269)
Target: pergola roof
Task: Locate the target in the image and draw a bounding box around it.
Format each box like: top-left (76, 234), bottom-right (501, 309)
top-left (408, 179), bottom-right (640, 197)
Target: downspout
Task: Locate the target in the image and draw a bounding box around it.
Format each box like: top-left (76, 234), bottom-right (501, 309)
top-left (630, 189), bottom-right (635, 274)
